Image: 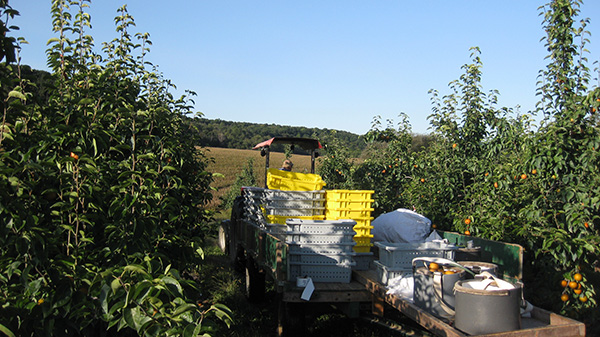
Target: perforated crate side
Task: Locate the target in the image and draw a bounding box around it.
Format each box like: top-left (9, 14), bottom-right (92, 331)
top-left (287, 242), bottom-right (356, 255)
top-left (325, 190), bottom-right (374, 201)
top-left (265, 198), bottom-right (326, 209)
top-left (325, 208), bottom-right (374, 219)
top-left (287, 232), bottom-right (355, 245)
top-left (285, 218), bottom-right (356, 233)
top-left (374, 260), bottom-right (411, 286)
top-left (288, 252), bottom-right (354, 265)
top-left (374, 242), bottom-right (456, 270)
top-left (266, 214), bottom-right (326, 225)
top-left (326, 199), bottom-right (375, 209)
top-left (352, 252), bottom-right (374, 270)
top-left (264, 206), bottom-right (325, 217)
top-left (288, 262), bottom-right (354, 283)
top-left (264, 189), bottom-right (326, 200)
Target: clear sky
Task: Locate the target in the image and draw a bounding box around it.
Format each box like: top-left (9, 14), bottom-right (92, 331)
top-left (12, 1), bottom-right (600, 135)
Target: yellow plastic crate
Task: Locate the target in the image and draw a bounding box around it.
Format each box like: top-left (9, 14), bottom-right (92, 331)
top-left (326, 190), bottom-right (374, 201)
top-left (267, 168), bottom-right (326, 191)
top-left (326, 199), bottom-right (374, 209)
top-left (325, 215), bottom-right (373, 228)
top-left (266, 214), bottom-right (325, 225)
top-left (353, 225), bottom-right (374, 236)
top-left (325, 208), bottom-right (374, 219)
top-left (353, 234), bottom-right (373, 247)
top-left (353, 245), bottom-right (372, 253)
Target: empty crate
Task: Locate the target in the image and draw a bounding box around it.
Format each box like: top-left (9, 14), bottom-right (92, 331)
top-left (375, 241), bottom-right (457, 270)
top-left (267, 168), bottom-right (326, 191)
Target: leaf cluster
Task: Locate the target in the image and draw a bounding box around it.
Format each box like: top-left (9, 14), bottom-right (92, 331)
top-left (0, 1), bottom-right (229, 336)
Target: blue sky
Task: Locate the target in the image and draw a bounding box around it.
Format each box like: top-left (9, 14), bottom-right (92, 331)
top-left (13, 1), bottom-right (600, 135)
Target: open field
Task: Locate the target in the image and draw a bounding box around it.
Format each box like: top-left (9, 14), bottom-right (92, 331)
top-left (205, 147), bottom-right (315, 209)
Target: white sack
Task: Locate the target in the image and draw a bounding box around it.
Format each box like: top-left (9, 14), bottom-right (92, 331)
top-left (371, 208), bottom-right (431, 243)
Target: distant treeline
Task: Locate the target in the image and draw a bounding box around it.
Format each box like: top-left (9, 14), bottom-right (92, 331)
top-left (188, 117), bottom-right (367, 155)
top-left (188, 117), bottom-right (434, 156)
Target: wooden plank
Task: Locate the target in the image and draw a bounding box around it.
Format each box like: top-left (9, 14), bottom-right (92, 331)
top-left (354, 270), bottom-right (586, 337)
top-left (354, 270), bottom-right (465, 337)
top-left (283, 288), bottom-right (372, 303)
top-left (282, 280), bottom-right (371, 302)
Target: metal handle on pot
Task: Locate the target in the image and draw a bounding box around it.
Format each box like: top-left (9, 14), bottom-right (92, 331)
top-left (411, 257), bottom-right (476, 276)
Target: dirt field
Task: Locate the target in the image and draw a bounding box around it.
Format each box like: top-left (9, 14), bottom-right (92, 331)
top-left (204, 147), bottom-right (314, 209)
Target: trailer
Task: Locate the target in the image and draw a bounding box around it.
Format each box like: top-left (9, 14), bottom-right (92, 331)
top-left (219, 211), bottom-right (586, 337)
top-left (217, 137), bottom-right (586, 337)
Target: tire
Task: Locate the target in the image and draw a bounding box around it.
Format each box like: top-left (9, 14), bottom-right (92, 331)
top-left (217, 220), bottom-right (229, 254)
top-left (245, 257), bottom-right (265, 303)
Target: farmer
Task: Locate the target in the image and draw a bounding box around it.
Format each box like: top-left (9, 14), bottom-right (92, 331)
top-left (280, 159), bottom-right (293, 171)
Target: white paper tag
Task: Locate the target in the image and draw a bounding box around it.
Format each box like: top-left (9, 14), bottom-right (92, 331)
top-left (300, 277), bottom-right (315, 301)
top-left (296, 277), bottom-right (309, 288)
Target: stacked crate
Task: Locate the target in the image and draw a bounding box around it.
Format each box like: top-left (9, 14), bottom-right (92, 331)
top-left (285, 219), bottom-right (357, 283)
top-left (324, 190), bottom-right (375, 270)
top-left (241, 187), bottom-right (326, 228)
top-left (325, 190), bottom-right (375, 253)
top-left (240, 186), bottom-right (357, 283)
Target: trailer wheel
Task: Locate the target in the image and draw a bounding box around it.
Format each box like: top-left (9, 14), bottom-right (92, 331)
top-left (217, 220), bottom-right (229, 254)
top-left (245, 257), bottom-right (265, 302)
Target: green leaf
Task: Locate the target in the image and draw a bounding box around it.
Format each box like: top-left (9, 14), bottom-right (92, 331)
top-left (99, 284), bottom-right (111, 315)
top-left (7, 90), bottom-right (26, 100)
top-left (78, 98), bottom-right (95, 105)
top-left (111, 278), bottom-right (122, 293)
top-left (124, 264), bottom-right (149, 277)
top-left (130, 280), bottom-right (152, 303)
top-left (161, 276), bottom-right (183, 296)
top-left (172, 303), bottom-right (197, 317)
top-left (46, 37), bottom-right (60, 45)
top-left (0, 324), bottom-right (16, 337)
top-left (182, 324), bottom-right (196, 337)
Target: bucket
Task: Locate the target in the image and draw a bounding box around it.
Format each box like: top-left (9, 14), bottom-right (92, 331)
top-left (458, 261), bottom-right (498, 279)
top-left (454, 274), bottom-right (521, 335)
top-left (412, 257), bottom-right (470, 320)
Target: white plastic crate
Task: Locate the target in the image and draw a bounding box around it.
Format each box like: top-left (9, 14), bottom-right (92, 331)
top-left (375, 241), bottom-right (457, 270)
top-left (287, 242), bottom-right (356, 255)
top-left (374, 260), bottom-right (411, 286)
top-left (352, 252), bottom-right (374, 271)
top-left (263, 205), bottom-right (325, 217)
top-left (288, 261), bottom-right (354, 283)
top-left (286, 219), bottom-right (356, 235)
top-left (288, 252), bottom-right (354, 265)
top-left (265, 223), bottom-right (288, 234)
top-left (244, 187), bottom-right (325, 201)
top-left (286, 232), bottom-right (355, 245)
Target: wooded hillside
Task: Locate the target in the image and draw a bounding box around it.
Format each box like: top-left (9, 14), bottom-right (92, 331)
top-left (189, 117), bottom-right (366, 155)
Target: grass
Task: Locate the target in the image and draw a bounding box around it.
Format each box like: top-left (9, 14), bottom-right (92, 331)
top-left (205, 147), bottom-right (314, 209)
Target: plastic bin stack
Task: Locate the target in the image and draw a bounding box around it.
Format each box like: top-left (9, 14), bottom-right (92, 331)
top-left (285, 219), bottom-right (357, 283)
top-left (373, 241), bottom-right (457, 285)
top-left (324, 190), bottom-right (375, 253)
top-left (241, 187), bottom-right (326, 228)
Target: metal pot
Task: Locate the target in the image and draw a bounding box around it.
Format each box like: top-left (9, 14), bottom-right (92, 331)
top-left (412, 257), bottom-right (469, 320)
top-left (454, 274), bottom-right (521, 335)
top-left (458, 261), bottom-right (498, 279)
